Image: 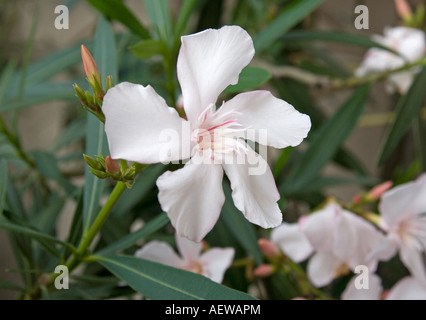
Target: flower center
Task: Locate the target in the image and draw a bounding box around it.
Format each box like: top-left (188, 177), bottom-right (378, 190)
top-left (182, 260), bottom-right (203, 274)
top-left (191, 104), bottom-right (248, 158)
top-left (398, 214), bottom-right (426, 251)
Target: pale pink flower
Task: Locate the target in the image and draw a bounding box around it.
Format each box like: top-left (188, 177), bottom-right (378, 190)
top-left (135, 234), bottom-right (234, 283)
top-left (103, 26), bottom-right (311, 242)
top-left (342, 275), bottom-right (426, 300)
top-left (272, 203), bottom-right (394, 287)
top-left (355, 27), bottom-right (425, 93)
top-left (379, 173), bottom-right (426, 285)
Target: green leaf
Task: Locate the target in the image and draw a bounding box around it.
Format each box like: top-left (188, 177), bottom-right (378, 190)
top-left (87, 0), bottom-right (149, 39)
top-left (97, 213), bottom-right (169, 255)
top-left (222, 184), bottom-right (263, 265)
top-left (50, 116), bottom-right (87, 151)
top-left (0, 219), bottom-right (74, 254)
top-left (377, 67), bottom-right (426, 165)
top-left (0, 61), bottom-right (16, 104)
top-left (129, 39), bottom-right (167, 59)
top-left (7, 43), bottom-right (85, 96)
top-left (281, 30), bottom-right (400, 55)
top-left (254, 0), bottom-right (324, 52)
top-left (95, 255), bottom-right (256, 300)
top-left (224, 67), bottom-right (271, 94)
top-left (32, 151), bottom-right (75, 194)
top-left (143, 0), bottom-right (173, 47)
top-left (0, 280), bottom-right (24, 292)
top-left (281, 84), bottom-right (371, 194)
top-left (174, 0), bottom-right (198, 46)
top-left (0, 159), bottom-right (7, 215)
top-left (83, 17), bottom-right (115, 231)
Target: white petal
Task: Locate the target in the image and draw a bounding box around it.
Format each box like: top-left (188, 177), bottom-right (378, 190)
top-left (384, 27), bottom-right (425, 62)
top-left (387, 276), bottom-right (426, 300)
top-left (175, 233), bottom-right (203, 262)
top-left (222, 146), bottom-right (282, 229)
top-left (156, 161), bottom-right (225, 242)
top-left (334, 209), bottom-right (395, 272)
top-left (307, 252), bottom-right (343, 288)
top-left (103, 82), bottom-right (188, 164)
top-left (341, 274), bottom-right (382, 300)
top-left (302, 203), bottom-right (338, 252)
top-left (199, 248), bottom-right (235, 283)
top-left (134, 241), bottom-right (183, 267)
top-left (399, 243), bottom-right (426, 285)
top-left (379, 173), bottom-right (426, 231)
top-left (218, 91), bottom-right (311, 149)
top-left (177, 26), bottom-right (255, 123)
top-left (271, 222), bottom-right (314, 263)
top-left (388, 70), bottom-right (415, 94)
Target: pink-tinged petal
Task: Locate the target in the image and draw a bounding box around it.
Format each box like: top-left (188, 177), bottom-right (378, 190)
top-left (271, 223), bottom-right (314, 263)
top-left (103, 82), bottom-right (188, 164)
top-left (341, 274), bottom-right (382, 300)
top-left (399, 243), bottom-right (426, 285)
top-left (302, 203), bottom-right (338, 252)
top-left (199, 248), bottom-right (235, 283)
top-left (175, 234), bottom-right (203, 262)
top-left (383, 27), bottom-right (425, 62)
top-left (379, 173), bottom-right (426, 231)
top-left (386, 276), bottom-right (426, 300)
top-left (334, 209), bottom-right (395, 272)
top-left (177, 26), bottom-right (254, 123)
top-left (218, 91), bottom-right (311, 149)
top-left (389, 71), bottom-right (415, 94)
top-left (134, 241), bottom-right (184, 267)
top-left (307, 252), bottom-right (343, 287)
top-left (222, 146), bottom-right (282, 229)
top-left (156, 161), bottom-right (225, 242)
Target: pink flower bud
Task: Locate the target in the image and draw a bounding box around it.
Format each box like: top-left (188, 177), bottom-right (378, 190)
top-left (81, 45), bottom-right (102, 95)
top-left (368, 181), bottom-right (393, 200)
top-left (253, 264), bottom-right (274, 278)
top-left (352, 194), bottom-right (363, 205)
top-left (105, 156), bottom-right (120, 174)
top-left (258, 238), bottom-right (280, 257)
top-left (394, 0), bottom-right (413, 20)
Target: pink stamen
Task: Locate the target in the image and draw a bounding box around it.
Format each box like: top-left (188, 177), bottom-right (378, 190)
top-left (207, 120), bottom-right (235, 132)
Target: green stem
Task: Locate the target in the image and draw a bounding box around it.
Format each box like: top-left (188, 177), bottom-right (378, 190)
top-left (414, 108), bottom-right (426, 172)
top-left (66, 181), bottom-right (126, 271)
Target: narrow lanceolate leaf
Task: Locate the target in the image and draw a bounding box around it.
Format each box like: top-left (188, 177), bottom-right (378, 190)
top-left (87, 0), bottom-right (149, 39)
top-left (97, 213), bottom-right (169, 255)
top-left (95, 255), bottom-right (256, 300)
top-left (222, 184), bottom-right (263, 265)
top-left (224, 67), bottom-right (271, 94)
top-left (0, 160), bottom-right (7, 215)
top-left (129, 39), bottom-right (167, 59)
top-left (83, 17), bottom-right (115, 231)
top-left (281, 31), bottom-right (400, 55)
top-left (281, 84), bottom-right (371, 194)
top-left (143, 0), bottom-right (173, 47)
top-left (254, 0), bottom-right (324, 52)
top-left (378, 67), bottom-right (426, 165)
top-left (173, 0), bottom-right (198, 46)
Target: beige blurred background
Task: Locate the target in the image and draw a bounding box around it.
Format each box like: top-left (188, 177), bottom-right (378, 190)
top-left (0, 0), bottom-right (421, 299)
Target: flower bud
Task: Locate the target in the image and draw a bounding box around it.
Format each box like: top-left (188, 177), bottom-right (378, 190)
top-left (367, 181), bottom-right (393, 201)
top-left (83, 154), bottom-right (102, 170)
top-left (395, 0), bottom-right (413, 21)
top-left (105, 156), bottom-right (120, 174)
top-left (106, 75), bottom-right (114, 91)
top-left (253, 264), bottom-right (274, 278)
top-left (81, 45), bottom-right (104, 98)
top-left (258, 238), bottom-right (280, 258)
